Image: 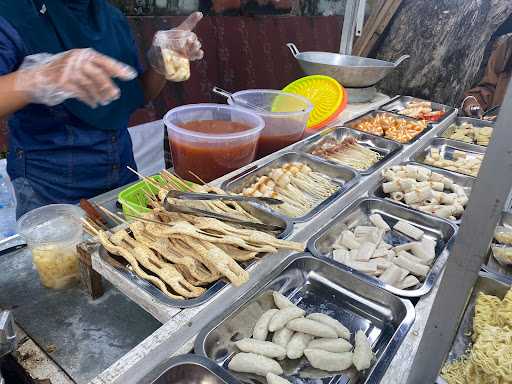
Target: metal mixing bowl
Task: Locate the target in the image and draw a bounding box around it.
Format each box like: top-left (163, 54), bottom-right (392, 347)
top-left (287, 43), bottom-right (409, 88)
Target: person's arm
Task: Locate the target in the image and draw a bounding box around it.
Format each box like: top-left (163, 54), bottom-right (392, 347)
top-left (462, 38), bottom-right (508, 115)
top-left (141, 12), bottom-right (204, 103)
top-left (0, 71), bottom-right (31, 118)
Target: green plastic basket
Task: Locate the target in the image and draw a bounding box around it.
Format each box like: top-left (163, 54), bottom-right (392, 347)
top-left (117, 175), bottom-right (165, 219)
top-left (117, 174), bottom-right (196, 219)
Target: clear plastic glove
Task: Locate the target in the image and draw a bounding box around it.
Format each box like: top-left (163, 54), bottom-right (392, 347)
top-left (148, 12), bottom-right (204, 82)
top-left (15, 48), bottom-right (137, 108)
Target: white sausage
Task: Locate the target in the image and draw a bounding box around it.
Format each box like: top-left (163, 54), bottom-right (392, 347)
top-left (305, 313), bottom-right (351, 339)
top-left (266, 373), bottom-right (292, 384)
top-left (228, 353), bottom-right (283, 376)
top-left (393, 242), bottom-right (417, 253)
top-left (393, 220), bottom-right (424, 240)
top-left (404, 187), bottom-right (433, 205)
top-left (235, 338), bottom-right (286, 359)
top-left (372, 257), bottom-right (393, 270)
top-left (272, 327), bottom-right (294, 349)
top-left (286, 332), bottom-right (313, 359)
top-left (410, 242), bottom-right (435, 264)
top-left (268, 307), bottom-right (305, 332)
top-left (307, 338), bottom-right (353, 353)
top-left (346, 260), bottom-right (378, 274)
top-left (253, 309), bottom-right (279, 341)
top-left (367, 228), bottom-right (385, 245)
top-left (286, 318), bottom-right (338, 338)
top-left (304, 349), bottom-right (353, 372)
top-left (369, 213), bottom-right (390, 231)
top-left (273, 291), bottom-right (294, 309)
top-left (352, 330), bottom-right (374, 371)
top-left (420, 236), bottom-right (436, 261)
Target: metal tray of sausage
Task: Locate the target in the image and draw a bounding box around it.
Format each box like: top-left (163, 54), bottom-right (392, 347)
top-left (380, 95), bottom-right (457, 125)
top-left (484, 210), bottom-right (512, 280)
top-left (221, 152), bottom-right (360, 223)
top-left (194, 252), bottom-right (415, 384)
top-left (370, 161), bottom-right (474, 224)
top-left (292, 127), bottom-right (403, 175)
top-left (411, 137), bottom-right (485, 177)
top-left (141, 354), bottom-right (239, 384)
top-left (307, 197), bottom-right (457, 298)
top-left (438, 117), bottom-right (494, 147)
top-left (98, 203), bottom-right (293, 309)
top-left (436, 270), bottom-right (511, 384)
top-left (344, 110), bottom-right (434, 145)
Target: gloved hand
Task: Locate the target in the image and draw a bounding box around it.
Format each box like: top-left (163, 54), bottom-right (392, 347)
top-left (148, 12), bottom-right (204, 82)
top-left (15, 48), bottom-right (137, 108)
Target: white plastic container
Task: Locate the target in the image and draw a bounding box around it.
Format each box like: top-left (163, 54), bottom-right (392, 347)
top-left (164, 104), bottom-right (264, 182)
top-left (17, 205), bottom-right (84, 289)
top-left (228, 90), bottom-right (313, 158)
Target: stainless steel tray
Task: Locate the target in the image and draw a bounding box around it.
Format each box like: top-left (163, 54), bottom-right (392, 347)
top-left (307, 197), bottom-right (457, 297)
top-left (194, 253), bottom-right (415, 384)
top-left (221, 152), bottom-right (360, 223)
top-left (440, 271), bottom-right (511, 380)
top-left (380, 95), bottom-right (457, 125)
top-left (141, 354), bottom-right (239, 384)
top-left (98, 203), bottom-right (293, 308)
top-left (292, 127), bottom-right (403, 176)
top-left (486, 210), bottom-right (512, 279)
top-left (412, 137), bottom-right (485, 177)
top-left (370, 161), bottom-right (474, 224)
top-left (438, 117), bottom-right (494, 147)
top-left (344, 110), bottom-right (434, 145)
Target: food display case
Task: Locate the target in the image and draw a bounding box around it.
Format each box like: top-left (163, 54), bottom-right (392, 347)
top-left (7, 87), bottom-right (511, 384)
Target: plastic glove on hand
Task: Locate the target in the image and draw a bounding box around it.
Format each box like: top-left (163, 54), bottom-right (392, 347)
top-left (148, 12), bottom-right (204, 82)
top-left (15, 48), bottom-right (137, 108)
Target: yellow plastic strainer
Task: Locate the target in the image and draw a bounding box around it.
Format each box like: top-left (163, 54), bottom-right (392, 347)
top-left (282, 75), bottom-right (345, 128)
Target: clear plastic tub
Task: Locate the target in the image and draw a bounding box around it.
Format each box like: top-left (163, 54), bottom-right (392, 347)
top-left (164, 104), bottom-right (264, 183)
top-left (17, 205), bottom-right (84, 289)
top-left (228, 90), bottom-right (313, 158)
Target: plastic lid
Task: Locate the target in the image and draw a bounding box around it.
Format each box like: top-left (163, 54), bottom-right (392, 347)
top-left (17, 204), bottom-right (84, 245)
top-left (282, 75), bottom-right (346, 128)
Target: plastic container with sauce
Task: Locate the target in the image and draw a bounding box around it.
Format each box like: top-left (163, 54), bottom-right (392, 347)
top-left (228, 90), bottom-right (313, 158)
top-left (164, 104), bottom-right (264, 183)
top-left (17, 205), bottom-right (84, 290)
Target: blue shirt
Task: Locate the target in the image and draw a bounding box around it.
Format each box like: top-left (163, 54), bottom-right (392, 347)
top-left (0, 15), bottom-right (141, 204)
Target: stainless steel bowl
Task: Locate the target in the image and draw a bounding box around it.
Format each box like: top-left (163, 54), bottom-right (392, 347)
top-left (287, 43), bottom-right (409, 88)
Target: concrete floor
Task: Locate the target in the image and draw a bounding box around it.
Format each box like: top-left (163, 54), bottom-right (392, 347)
top-left (0, 244), bottom-right (160, 384)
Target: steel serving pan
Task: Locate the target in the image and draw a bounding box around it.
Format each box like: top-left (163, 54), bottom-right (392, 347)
top-left (195, 252), bottom-right (415, 384)
top-left (292, 126), bottom-right (403, 175)
top-left (140, 354), bottom-right (239, 384)
top-left (438, 117), bottom-right (494, 147)
top-left (98, 203), bottom-right (293, 308)
top-left (286, 43), bottom-right (409, 88)
top-left (344, 110), bottom-right (434, 145)
top-left (370, 161), bottom-right (475, 225)
top-left (307, 197), bottom-right (457, 298)
top-left (485, 210), bottom-right (512, 279)
top-left (380, 96), bottom-right (457, 125)
top-left (221, 151), bottom-right (359, 223)
top-left (412, 137), bottom-right (486, 177)
top-left (439, 271), bottom-right (511, 382)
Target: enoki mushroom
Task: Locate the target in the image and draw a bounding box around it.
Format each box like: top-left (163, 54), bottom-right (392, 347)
top-left (242, 162), bottom-right (339, 217)
top-left (312, 136), bottom-right (383, 171)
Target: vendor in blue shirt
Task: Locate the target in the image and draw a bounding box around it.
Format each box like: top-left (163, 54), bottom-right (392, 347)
top-left (0, 0), bottom-right (204, 217)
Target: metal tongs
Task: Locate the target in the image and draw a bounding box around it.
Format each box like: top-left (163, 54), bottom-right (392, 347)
top-left (163, 191), bottom-right (285, 232)
top-left (166, 190), bottom-right (283, 205)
